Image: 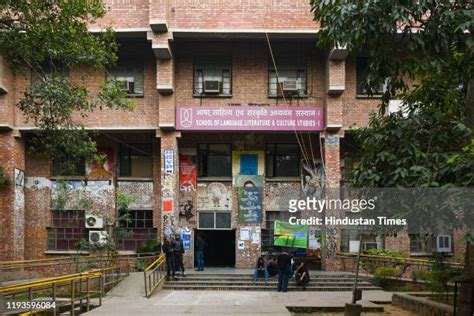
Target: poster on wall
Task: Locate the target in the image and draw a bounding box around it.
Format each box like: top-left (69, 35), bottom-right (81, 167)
top-left (273, 220), bottom-right (308, 249)
top-left (308, 226), bottom-right (322, 250)
top-left (232, 151), bottom-right (265, 176)
top-left (197, 182), bottom-right (232, 211)
top-left (179, 154), bottom-right (197, 191)
top-left (164, 149), bottom-right (174, 175)
top-left (181, 230), bottom-right (192, 252)
top-left (234, 175), bottom-right (263, 188)
top-left (162, 197), bottom-right (173, 213)
top-left (86, 148), bottom-right (113, 180)
top-left (238, 187), bottom-right (263, 224)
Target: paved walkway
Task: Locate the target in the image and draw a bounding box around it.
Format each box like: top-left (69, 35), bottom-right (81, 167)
top-left (86, 271), bottom-right (393, 316)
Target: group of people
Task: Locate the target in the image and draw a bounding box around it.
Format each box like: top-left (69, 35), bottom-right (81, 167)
top-left (253, 250), bottom-right (310, 292)
top-left (162, 234), bottom-right (186, 280)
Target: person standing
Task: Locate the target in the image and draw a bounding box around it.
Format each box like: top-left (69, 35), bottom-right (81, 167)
top-left (162, 236), bottom-right (177, 280)
top-left (195, 235), bottom-right (207, 271)
top-left (277, 249), bottom-right (291, 292)
top-left (173, 234), bottom-right (185, 277)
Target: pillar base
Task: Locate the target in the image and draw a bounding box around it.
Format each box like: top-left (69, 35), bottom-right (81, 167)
top-left (344, 303), bottom-right (362, 316)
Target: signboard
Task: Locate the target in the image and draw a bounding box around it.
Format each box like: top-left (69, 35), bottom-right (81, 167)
top-left (164, 149), bottom-right (174, 175)
top-left (176, 105), bottom-right (323, 131)
top-left (238, 187), bottom-right (263, 224)
top-left (274, 220), bottom-right (308, 249)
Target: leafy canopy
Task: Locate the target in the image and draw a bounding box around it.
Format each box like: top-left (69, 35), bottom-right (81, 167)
top-left (0, 0), bottom-right (135, 175)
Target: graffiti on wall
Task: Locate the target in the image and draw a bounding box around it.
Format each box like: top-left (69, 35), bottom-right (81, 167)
top-left (264, 182), bottom-right (301, 211)
top-left (178, 192), bottom-right (195, 225)
top-left (325, 226), bottom-right (337, 258)
top-left (238, 187), bottom-right (263, 224)
top-left (233, 175), bottom-right (263, 188)
top-left (197, 182), bottom-right (232, 211)
top-left (232, 151), bottom-right (264, 176)
top-left (86, 148), bottom-right (113, 180)
top-left (162, 214), bottom-right (178, 236)
top-left (118, 181), bottom-right (154, 209)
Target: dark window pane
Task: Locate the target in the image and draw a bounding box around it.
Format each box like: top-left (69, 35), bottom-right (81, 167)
top-left (216, 213), bottom-right (231, 228)
top-left (199, 212), bottom-right (214, 229)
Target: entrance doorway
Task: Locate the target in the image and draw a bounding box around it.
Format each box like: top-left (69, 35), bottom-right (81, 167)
top-left (195, 229), bottom-right (235, 267)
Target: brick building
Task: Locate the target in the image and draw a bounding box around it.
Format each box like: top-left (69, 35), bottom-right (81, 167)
top-left (0, 0), bottom-right (464, 269)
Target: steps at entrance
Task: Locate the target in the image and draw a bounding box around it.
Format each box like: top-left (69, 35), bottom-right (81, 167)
top-left (163, 273), bottom-right (381, 291)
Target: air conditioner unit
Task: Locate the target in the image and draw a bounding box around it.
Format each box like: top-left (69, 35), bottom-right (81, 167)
top-left (283, 80), bottom-right (298, 92)
top-left (436, 235), bottom-right (452, 253)
top-left (117, 77), bottom-right (135, 94)
top-left (364, 242), bottom-right (382, 251)
top-left (203, 80), bottom-right (220, 93)
top-left (85, 214), bottom-right (104, 229)
top-left (89, 231), bottom-right (108, 246)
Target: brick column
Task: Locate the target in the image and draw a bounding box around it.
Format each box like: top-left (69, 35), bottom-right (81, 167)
top-left (0, 131), bottom-right (25, 261)
top-left (321, 45), bottom-right (347, 271)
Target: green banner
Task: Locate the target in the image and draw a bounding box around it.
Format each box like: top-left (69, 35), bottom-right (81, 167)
top-left (273, 220), bottom-right (308, 249)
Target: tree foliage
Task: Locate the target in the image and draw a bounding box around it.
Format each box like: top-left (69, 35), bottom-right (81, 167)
top-left (0, 0), bottom-right (135, 175)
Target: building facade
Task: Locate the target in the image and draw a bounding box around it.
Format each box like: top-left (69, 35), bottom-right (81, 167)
top-left (0, 0), bottom-right (464, 269)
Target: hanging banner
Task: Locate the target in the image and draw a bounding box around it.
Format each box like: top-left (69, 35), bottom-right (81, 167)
top-left (176, 105), bottom-right (323, 131)
top-left (179, 155), bottom-right (197, 191)
top-left (274, 220), bottom-right (308, 249)
top-left (238, 187), bottom-right (263, 224)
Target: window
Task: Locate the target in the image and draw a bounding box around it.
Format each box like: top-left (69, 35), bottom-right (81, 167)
top-left (119, 143), bottom-right (152, 178)
top-left (198, 144), bottom-right (232, 177)
top-left (194, 57), bottom-right (231, 95)
top-left (340, 230), bottom-right (383, 253)
top-left (356, 57), bottom-right (385, 95)
top-left (262, 211), bottom-right (300, 252)
top-left (47, 210), bottom-right (88, 251)
top-left (118, 210), bottom-right (157, 251)
top-left (265, 144), bottom-right (300, 177)
top-left (198, 212), bottom-right (231, 229)
top-left (410, 234), bottom-right (452, 254)
top-left (108, 57), bottom-right (144, 96)
top-left (269, 57), bottom-right (307, 97)
top-left (120, 210), bottom-right (153, 229)
top-left (52, 157), bottom-right (85, 177)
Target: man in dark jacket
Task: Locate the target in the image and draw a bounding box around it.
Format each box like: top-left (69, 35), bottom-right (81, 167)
top-left (172, 234), bottom-right (185, 276)
top-left (277, 249), bottom-right (291, 292)
top-left (162, 236), bottom-right (176, 280)
top-left (195, 235), bottom-right (207, 271)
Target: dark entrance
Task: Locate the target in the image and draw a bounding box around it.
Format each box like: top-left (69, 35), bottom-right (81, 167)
top-left (195, 229), bottom-right (235, 267)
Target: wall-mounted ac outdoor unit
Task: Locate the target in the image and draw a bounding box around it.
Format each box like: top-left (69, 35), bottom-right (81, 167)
top-left (117, 77), bottom-right (135, 94)
top-left (89, 231), bottom-right (108, 246)
top-left (85, 214), bottom-right (104, 229)
top-left (283, 80), bottom-right (298, 92)
top-left (203, 80), bottom-right (220, 93)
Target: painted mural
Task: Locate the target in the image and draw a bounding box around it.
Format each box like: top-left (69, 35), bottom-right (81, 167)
top-left (301, 160), bottom-right (325, 198)
top-left (196, 182), bottom-right (232, 211)
top-left (178, 191), bottom-right (195, 225)
top-left (86, 148), bottom-right (113, 180)
top-left (232, 151), bottom-right (264, 176)
top-left (179, 154), bottom-right (197, 192)
top-left (238, 187), bottom-right (263, 224)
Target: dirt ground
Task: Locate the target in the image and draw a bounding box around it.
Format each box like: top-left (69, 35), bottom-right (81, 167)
top-left (292, 304), bottom-right (421, 316)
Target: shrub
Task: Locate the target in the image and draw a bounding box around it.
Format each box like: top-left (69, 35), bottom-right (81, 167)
top-left (138, 240), bottom-right (161, 254)
top-left (361, 248), bottom-right (406, 274)
top-left (135, 259), bottom-right (145, 272)
top-left (373, 266), bottom-right (401, 287)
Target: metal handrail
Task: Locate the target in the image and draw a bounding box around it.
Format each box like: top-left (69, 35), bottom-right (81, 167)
top-left (143, 254), bottom-right (166, 298)
top-left (337, 252), bottom-right (464, 268)
top-left (1, 265), bottom-right (130, 315)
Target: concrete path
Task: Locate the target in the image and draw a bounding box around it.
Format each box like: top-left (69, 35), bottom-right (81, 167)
top-left (105, 272), bottom-right (145, 298)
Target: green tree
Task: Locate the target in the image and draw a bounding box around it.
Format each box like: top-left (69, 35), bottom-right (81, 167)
top-left (0, 0), bottom-right (134, 175)
top-left (310, 0), bottom-right (473, 313)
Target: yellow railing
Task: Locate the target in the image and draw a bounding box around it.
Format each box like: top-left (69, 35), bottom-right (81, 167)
top-left (143, 254), bottom-right (166, 298)
top-left (0, 265), bottom-right (130, 315)
top-left (338, 252), bottom-right (464, 268)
